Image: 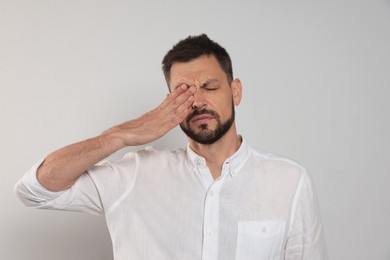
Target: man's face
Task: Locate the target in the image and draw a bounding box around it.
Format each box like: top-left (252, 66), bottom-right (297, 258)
top-left (169, 55), bottom-right (240, 144)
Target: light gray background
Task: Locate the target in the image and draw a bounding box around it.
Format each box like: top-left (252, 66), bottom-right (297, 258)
top-left (1, 0), bottom-right (389, 259)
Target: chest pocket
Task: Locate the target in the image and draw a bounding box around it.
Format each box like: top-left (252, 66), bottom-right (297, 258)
top-left (235, 220), bottom-right (286, 260)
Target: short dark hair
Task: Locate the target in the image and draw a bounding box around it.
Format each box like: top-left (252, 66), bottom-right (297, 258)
top-left (162, 34), bottom-right (233, 85)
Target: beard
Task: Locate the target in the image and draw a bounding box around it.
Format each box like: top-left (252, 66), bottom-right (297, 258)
top-left (180, 102), bottom-right (235, 145)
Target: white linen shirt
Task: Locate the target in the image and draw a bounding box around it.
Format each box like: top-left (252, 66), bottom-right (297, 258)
top-left (15, 139), bottom-right (328, 260)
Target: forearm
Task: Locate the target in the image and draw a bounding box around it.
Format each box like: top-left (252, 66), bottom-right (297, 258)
top-left (37, 131), bottom-right (125, 191)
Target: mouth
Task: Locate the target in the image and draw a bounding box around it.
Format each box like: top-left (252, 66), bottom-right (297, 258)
top-left (190, 114), bottom-right (215, 125)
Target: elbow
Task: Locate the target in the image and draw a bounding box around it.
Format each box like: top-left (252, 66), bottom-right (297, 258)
top-left (14, 172), bottom-right (65, 208)
top-left (14, 158), bottom-right (67, 208)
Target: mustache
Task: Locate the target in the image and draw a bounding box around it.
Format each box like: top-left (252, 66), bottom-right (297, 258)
top-left (186, 109), bottom-right (218, 123)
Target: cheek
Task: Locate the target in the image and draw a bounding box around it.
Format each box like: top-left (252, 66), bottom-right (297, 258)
top-left (213, 95), bottom-right (233, 113)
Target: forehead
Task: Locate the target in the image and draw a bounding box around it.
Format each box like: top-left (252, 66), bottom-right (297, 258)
top-left (169, 55), bottom-right (226, 88)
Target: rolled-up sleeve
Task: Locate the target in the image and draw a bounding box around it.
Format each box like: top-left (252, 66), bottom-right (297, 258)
top-left (14, 158), bottom-right (103, 215)
top-left (15, 152), bottom-right (139, 216)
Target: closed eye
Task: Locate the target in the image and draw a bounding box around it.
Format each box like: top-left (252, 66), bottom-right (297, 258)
top-left (201, 79), bottom-right (219, 91)
top-left (204, 86), bottom-right (218, 91)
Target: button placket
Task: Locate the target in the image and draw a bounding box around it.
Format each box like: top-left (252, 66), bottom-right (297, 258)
top-left (201, 178), bottom-right (225, 260)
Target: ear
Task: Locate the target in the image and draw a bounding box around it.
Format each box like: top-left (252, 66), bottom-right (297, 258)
top-left (231, 78), bottom-right (243, 106)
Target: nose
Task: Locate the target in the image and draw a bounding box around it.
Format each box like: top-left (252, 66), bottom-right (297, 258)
top-left (192, 88), bottom-right (206, 110)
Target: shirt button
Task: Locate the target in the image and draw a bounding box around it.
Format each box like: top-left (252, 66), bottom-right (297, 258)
top-left (261, 227), bottom-right (267, 233)
top-left (195, 158), bottom-right (202, 167)
top-left (209, 190), bottom-right (214, 196)
top-left (208, 230), bottom-right (214, 236)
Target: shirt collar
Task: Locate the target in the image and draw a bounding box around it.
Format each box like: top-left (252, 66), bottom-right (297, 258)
top-left (185, 136), bottom-right (251, 178)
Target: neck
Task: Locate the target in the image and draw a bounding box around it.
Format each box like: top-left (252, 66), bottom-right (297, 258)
top-left (188, 124), bottom-right (241, 179)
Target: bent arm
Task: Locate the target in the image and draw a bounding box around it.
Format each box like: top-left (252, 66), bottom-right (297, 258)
top-left (36, 84), bottom-right (195, 191)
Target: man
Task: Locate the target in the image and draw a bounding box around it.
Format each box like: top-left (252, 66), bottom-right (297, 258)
top-left (15, 34), bottom-right (328, 260)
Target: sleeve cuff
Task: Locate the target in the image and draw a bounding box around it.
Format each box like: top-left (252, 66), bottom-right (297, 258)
top-left (21, 158), bottom-right (66, 200)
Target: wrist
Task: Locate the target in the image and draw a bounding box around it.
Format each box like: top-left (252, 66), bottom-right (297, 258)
top-left (100, 127), bottom-right (127, 153)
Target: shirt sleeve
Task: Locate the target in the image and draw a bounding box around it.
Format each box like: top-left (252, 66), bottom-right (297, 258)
top-left (14, 152), bottom-right (138, 215)
top-left (284, 171), bottom-right (329, 260)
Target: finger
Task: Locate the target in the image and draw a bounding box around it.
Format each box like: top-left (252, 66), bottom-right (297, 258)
top-left (160, 84), bottom-right (188, 107)
top-left (161, 84), bottom-right (195, 109)
top-left (173, 94), bottom-right (194, 116)
top-left (167, 85), bottom-right (196, 111)
top-left (168, 95), bottom-right (195, 125)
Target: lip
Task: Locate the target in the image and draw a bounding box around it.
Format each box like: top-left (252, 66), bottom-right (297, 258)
top-left (190, 114), bottom-right (215, 124)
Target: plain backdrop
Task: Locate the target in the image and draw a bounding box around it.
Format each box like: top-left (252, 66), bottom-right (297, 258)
top-left (1, 0), bottom-right (389, 259)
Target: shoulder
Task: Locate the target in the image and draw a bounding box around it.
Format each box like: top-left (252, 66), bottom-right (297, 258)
top-left (122, 145), bottom-right (187, 164)
top-left (247, 144), bottom-right (307, 178)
